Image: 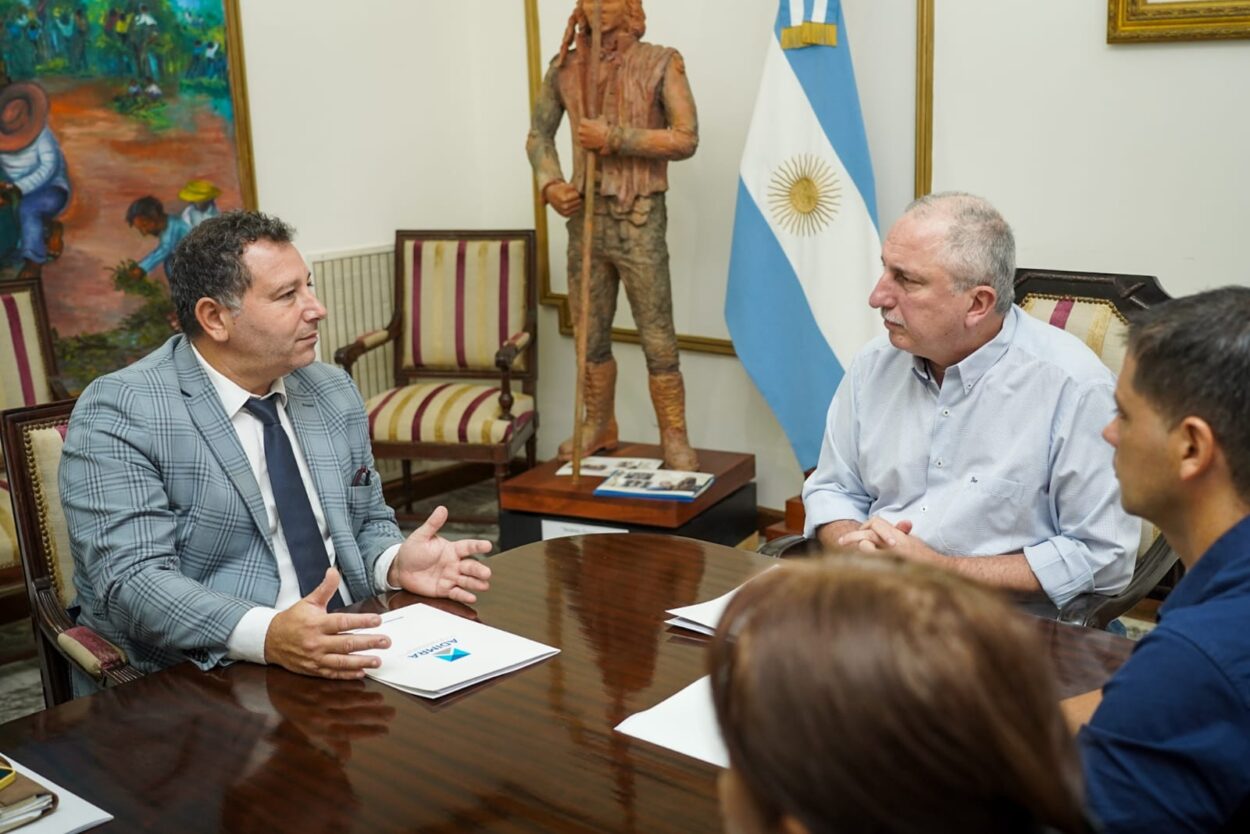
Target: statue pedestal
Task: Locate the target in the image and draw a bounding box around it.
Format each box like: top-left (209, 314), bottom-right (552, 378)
top-left (498, 442), bottom-right (756, 550)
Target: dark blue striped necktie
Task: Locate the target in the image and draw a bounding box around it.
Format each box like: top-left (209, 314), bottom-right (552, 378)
top-left (242, 395), bottom-right (344, 611)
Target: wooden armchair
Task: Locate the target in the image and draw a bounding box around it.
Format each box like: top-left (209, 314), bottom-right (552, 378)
top-left (0, 278), bottom-right (66, 626)
top-left (761, 269), bottom-right (1177, 630)
top-left (334, 230), bottom-right (539, 501)
top-left (1, 400), bottom-right (142, 706)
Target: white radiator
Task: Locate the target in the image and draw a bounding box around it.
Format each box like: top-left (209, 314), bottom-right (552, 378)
top-left (311, 244), bottom-right (394, 398)
top-left (309, 244), bottom-right (402, 479)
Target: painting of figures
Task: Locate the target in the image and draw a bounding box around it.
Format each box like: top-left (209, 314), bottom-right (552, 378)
top-left (0, 0), bottom-right (253, 389)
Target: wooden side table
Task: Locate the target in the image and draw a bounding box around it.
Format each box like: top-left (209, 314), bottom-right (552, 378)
top-left (498, 443), bottom-right (756, 550)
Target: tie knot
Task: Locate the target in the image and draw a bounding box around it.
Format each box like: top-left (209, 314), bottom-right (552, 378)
top-left (242, 396), bottom-right (281, 426)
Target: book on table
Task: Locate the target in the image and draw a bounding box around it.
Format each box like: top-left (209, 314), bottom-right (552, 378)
top-left (0, 752), bottom-right (112, 833)
top-left (554, 456), bottom-right (663, 477)
top-left (355, 604), bottom-right (559, 699)
top-left (592, 469), bottom-right (714, 502)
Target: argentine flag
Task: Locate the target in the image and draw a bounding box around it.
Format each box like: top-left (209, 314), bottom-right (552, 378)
top-left (724, 0), bottom-right (880, 471)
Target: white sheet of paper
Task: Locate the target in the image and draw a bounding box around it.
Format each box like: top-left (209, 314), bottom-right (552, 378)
top-left (540, 519), bottom-right (629, 540)
top-left (5, 756), bottom-right (112, 833)
top-left (615, 676), bottom-right (728, 768)
top-left (665, 565), bottom-right (777, 635)
top-left (665, 587), bottom-right (737, 634)
top-left (355, 604), bottom-right (559, 699)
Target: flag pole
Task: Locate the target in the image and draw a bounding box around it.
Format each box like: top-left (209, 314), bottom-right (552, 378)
top-left (571, 0), bottom-right (603, 485)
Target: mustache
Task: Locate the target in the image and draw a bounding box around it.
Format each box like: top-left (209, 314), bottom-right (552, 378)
top-left (880, 311), bottom-right (904, 327)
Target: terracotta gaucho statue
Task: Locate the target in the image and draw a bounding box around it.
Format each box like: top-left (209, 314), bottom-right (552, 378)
top-left (526, 0), bottom-right (700, 470)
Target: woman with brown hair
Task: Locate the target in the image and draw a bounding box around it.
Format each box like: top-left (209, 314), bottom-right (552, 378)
top-left (709, 556), bottom-right (1094, 834)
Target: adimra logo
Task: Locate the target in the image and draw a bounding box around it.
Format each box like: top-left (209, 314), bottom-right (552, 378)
top-left (410, 637), bottom-right (470, 662)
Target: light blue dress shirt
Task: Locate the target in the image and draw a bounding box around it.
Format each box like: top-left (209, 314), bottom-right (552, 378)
top-left (801, 306), bottom-right (1138, 607)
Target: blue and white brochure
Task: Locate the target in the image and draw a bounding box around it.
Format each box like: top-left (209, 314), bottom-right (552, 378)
top-left (592, 469), bottom-right (714, 502)
top-left (355, 604), bottom-right (559, 699)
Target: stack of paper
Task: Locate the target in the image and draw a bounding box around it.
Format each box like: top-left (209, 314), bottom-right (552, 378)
top-left (665, 567), bottom-right (775, 636)
top-left (356, 604), bottom-right (559, 699)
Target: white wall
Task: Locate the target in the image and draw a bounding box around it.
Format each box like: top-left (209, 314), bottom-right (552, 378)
top-left (238, 1), bottom-right (535, 245)
top-left (237, 0), bottom-right (1248, 509)
top-left (932, 0), bottom-right (1250, 295)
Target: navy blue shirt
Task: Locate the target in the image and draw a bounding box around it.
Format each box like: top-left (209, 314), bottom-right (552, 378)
top-left (1080, 514), bottom-right (1250, 832)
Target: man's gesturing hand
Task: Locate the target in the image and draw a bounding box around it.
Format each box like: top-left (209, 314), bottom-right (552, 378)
top-left (264, 568), bottom-right (391, 679)
top-left (388, 505), bottom-right (492, 604)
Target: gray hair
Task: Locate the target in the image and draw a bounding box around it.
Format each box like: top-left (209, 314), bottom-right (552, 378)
top-left (904, 192), bottom-right (1016, 315)
top-left (166, 210), bottom-right (296, 338)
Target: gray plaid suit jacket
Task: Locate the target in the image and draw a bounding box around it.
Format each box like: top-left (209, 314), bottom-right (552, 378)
top-left (60, 335), bottom-right (405, 675)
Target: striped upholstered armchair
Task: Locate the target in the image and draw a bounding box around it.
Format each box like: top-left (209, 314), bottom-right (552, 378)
top-left (0, 278), bottom-right (66, 628)
top-left (1, 400), bottom-right (141, 704)
top-left (334, 230), bottom-right (539, 502)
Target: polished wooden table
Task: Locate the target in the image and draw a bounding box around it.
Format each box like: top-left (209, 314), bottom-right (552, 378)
top-left (0, 535), bottom-right (1134, 832)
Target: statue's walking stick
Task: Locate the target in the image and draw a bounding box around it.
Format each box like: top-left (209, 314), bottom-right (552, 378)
top-left (571, 0), bottom-right (603, 485)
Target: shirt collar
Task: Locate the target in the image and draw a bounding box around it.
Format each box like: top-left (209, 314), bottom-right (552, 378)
top-left (946, 305), bottom-right (1018, 391)
top-left (910, 355), bottom-right (936, 385)
top-left (190, 342), bottom-right (287, 417)
top-left (1160, 513), bottom-right (1250, 616)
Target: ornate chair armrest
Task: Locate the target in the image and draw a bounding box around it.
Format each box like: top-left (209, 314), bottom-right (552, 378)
top-left (757, 534), bottom-right (823, 559)
top-left (57, 626), bottom-right (130, 679)
top-left (57, 625), bottom-right (143, 686)
top-left (33, 589), bottom-right (76, 637)
top-left (494, 331), bottom-right (532, 371)
top-left (334, 328), bottom-right (394, 375)
top-left (1058, 536), bottom-right (1179, 629)
top-left (493, 331), bottom-right (533, 422)
top-left (1056, 592), bottom-right (1116, 629)
top-left (34, 589), bottom-right (142, 687)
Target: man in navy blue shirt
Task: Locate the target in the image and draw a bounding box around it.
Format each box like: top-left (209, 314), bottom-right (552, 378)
top-left (1073, 287), bottom-right (1250, 832)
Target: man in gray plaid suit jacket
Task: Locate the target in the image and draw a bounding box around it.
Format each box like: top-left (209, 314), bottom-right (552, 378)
top-left (61, 211), bottom-right (492, 687)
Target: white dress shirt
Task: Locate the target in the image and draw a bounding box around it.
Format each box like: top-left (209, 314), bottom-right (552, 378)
top-left (191, 347), bottom-right (400, 663)
top-left (802, 306), bottom-right (1139, 607)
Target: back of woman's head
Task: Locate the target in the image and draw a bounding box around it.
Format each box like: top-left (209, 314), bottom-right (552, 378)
top-left (709, 556), bottom-right (1089, 834)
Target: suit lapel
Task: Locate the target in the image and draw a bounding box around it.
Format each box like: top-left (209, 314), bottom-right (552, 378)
top-left (284, 371), bottom-right (369, 598)
top-left (174, 338), bottom-right (272, 546)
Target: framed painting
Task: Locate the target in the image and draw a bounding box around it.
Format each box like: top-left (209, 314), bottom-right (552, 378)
top-left (523, 0), bottom-right (935, 356)
top-left (0, 0), bottom-right (255, 391)
top-left (1108, 0), bottom-right (1250, 42)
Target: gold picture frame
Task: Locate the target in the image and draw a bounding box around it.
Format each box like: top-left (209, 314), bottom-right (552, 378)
top-left (225, 0), bottom-right (259, 209)
top-left (524, 0), bottom-right (936, 356)
top-left (1108, 0), bottom-right (1250, 42)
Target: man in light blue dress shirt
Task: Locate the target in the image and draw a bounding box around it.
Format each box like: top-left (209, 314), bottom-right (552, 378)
top-left (802, 192), bottom-right (1137, 609)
